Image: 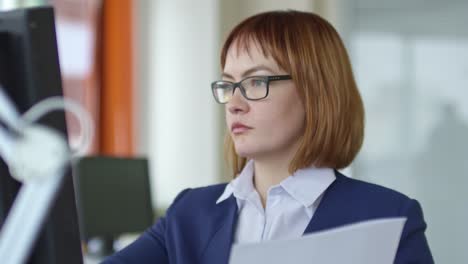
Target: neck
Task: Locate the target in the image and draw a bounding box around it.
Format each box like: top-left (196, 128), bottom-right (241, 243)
top-left (252, 154), bottom-right (293, 208)
top-left (250, 138), bottom-right (303, 208)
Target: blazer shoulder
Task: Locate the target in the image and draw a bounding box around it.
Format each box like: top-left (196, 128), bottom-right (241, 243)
top-left (167, 183), bottom-right (229, 213)
top-left (333, 171), bottom-right (414, 215)
top-left (338, 170), bottom-right (410, 197)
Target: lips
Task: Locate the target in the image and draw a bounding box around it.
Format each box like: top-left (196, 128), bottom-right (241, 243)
top-left (231, 122), bottom-right (252, 134)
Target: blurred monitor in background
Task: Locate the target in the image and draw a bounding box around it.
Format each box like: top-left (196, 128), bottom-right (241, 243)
top-left (74, 156), bottom-right (153, 257)
top-left (0, 6), bottom-right (83, 264)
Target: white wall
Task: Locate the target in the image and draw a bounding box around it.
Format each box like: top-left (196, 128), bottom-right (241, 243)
top-left (136, 0), bottom-right (222, 208)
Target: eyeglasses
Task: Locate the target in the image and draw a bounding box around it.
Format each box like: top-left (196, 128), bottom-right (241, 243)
top-left (211, 75), bottom-right (292, 104)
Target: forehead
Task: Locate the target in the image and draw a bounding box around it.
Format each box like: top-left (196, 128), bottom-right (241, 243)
top-left (223, 40), bottom-right (281, 73)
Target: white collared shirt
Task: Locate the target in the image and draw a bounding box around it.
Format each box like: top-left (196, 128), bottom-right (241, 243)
top-left (216, 160), bottom-right (336, 244)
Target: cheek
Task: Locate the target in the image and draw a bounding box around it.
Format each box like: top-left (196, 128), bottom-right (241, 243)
top-left (255, 97), bottom-right (305, 138)
top-left (261, 85), bottom-right (304, 124)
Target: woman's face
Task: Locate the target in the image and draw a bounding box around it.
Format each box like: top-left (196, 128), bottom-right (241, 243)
top-left (223, 41), bottom-right (306, 160)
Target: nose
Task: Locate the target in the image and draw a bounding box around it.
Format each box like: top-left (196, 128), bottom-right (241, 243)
top-left (227, 87), bottom-right (249, 115)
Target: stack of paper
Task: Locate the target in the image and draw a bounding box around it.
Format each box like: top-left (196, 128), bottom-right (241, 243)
top-left (229, 218), bottom-right (406, 264)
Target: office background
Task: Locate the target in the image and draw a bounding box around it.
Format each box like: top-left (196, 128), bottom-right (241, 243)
top-left (1, 0), bottom-right (467, 263)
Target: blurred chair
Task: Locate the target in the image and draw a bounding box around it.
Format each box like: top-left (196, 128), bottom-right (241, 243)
top-left (73, 156), bottom-right (153, 256)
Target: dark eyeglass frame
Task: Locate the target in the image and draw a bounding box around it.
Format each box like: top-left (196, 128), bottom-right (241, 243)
top-left (211, 75), bottom-right (292, 104)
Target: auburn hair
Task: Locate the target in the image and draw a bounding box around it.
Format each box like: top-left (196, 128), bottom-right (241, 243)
top-left (220, 10), bottom-right (364, 177)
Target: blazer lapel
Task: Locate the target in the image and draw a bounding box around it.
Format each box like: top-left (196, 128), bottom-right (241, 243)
top-left (303, 171), bottom-right (352, 234)
top-left (199, 195), bottom-right (238, 264)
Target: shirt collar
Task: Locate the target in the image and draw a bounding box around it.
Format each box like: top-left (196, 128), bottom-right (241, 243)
top-left (216, 160), bottom-right (336, 207)
top-left (280, 166), bottom-right (336, 208)
top-left (216, 160), bottom-right (255, 204)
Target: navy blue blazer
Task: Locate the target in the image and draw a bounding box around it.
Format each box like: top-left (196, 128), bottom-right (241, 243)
top-left (103, 171), bottom-right (434, 263)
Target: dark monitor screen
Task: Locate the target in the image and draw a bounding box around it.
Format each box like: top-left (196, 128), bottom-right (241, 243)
top-left (74, 156), bottom-right (154, 256)
top-left (75, 156), bottom-right (153, 239)
top-left (0, 6), bottom-right (83, 263)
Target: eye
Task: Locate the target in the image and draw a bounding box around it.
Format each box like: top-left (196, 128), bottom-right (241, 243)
top-left (249, 78), bottom-right (266, 87)
top-left (217, 82), bottom-right (233, 89)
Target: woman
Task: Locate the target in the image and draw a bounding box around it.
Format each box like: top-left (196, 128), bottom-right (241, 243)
top-left (104, 10), bottom-right (433, 264)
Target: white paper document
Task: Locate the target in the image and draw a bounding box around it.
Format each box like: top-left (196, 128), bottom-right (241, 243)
top-left (229, 217), bottom-right (406, 264)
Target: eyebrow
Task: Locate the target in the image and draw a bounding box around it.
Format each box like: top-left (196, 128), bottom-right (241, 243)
top-left (222, 65), bottom-right (276, 80)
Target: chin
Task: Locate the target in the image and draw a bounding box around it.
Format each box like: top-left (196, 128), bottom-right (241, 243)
top-left (233, 139), bottom-right (274, 159)
top-left (233, 145), bottom-right (255, 158)
top-left (234, 145), bottom-right (264, 159)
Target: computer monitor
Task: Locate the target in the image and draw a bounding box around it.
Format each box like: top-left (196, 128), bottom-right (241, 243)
top-left (74, 156), bottom-right (153, 256)
top-left (0, 6), bottom-right (83, 263)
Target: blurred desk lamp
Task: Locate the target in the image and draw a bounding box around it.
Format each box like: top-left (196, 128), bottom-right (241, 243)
top-left (0, 87), bottom-right (93, 264)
